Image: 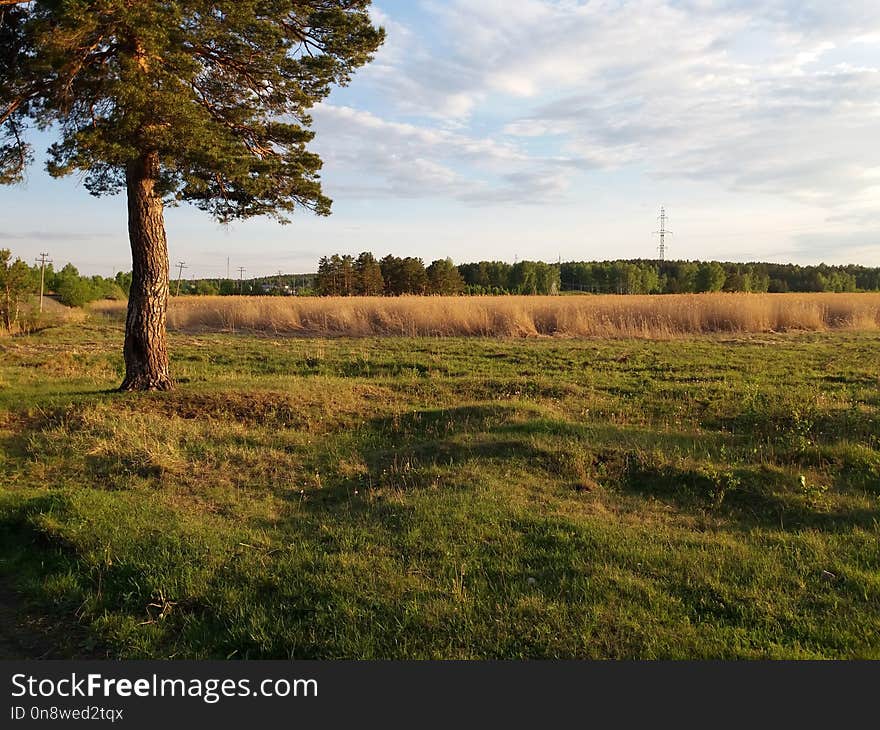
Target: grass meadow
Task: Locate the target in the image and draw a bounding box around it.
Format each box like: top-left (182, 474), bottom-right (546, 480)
top-left (1, 297), bottom-right (879, 658)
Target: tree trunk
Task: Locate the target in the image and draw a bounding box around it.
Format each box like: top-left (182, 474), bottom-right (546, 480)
top-left (120, 150), bottom-right (174, 391)
top-left (2, 285), bottom-right (11, 331)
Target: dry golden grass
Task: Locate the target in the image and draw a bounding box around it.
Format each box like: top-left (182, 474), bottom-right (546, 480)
top-left (89, 292), bottom-right (880, 338)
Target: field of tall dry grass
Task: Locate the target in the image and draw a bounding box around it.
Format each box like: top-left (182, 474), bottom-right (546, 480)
top-left (90, 292), bottom-right (880, 338)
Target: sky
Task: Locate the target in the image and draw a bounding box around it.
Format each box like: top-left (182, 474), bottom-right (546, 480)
top-left (2, 0), bottom-right (880, 278)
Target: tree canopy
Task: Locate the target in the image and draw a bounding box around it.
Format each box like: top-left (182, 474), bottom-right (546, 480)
top-left (1, 0), bottom-right (383, 220)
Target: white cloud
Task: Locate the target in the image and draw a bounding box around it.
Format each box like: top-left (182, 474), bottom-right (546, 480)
top-left (332, 0), bottom-right (880, 223)
top-left (311, 104), bottom-right (577, 204)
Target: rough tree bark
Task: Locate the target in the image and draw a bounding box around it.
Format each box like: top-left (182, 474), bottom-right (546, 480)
top-left (120, 150), bottom-right (174, 391)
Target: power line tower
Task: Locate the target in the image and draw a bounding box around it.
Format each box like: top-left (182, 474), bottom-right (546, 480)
top-left (238, 266), bottom-right (247, 293)
top-left (654, 206), bottom-right (673, 261)
top-left (35, 252), bottom-right (52, 313)
top-left (175, 261), bottom-right (188, 296)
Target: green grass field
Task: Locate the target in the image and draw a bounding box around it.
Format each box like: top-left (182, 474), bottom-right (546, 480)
top-left (1, 321), bottom-right (879, 658)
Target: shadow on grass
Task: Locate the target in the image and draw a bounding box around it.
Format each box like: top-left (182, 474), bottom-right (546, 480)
top-left (0, 495), bottom-right (109, 659)
top-left (620, 459), bottom-right (879, 532)
top-left (288, 404), bottom-right (879, 534)
top-left (708, 407), bottom-right (880, 448)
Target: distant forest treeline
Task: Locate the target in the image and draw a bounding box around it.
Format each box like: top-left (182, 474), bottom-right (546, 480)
top-left (307, 255), bottom-right (880, 297)
top-left (52, 256), bottom-right (880, 298)
top-left (6, 249), bottom-right (880, 308)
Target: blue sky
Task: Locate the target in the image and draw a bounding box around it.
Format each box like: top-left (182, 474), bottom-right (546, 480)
top-left (3, 0), bottom-right (880, 278)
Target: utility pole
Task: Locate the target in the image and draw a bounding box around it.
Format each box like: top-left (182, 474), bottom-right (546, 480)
top-left (175, 261), bottom-right (188, 296)
top-left (35, 252), bottom-right (52, 313)
top-left (227, 257), bottom-right (230, 280)
top-left (276, 270), bottom-right (284, 294)
top-left (238, 266), bottom-right (246, 293)
top-left (654, 206), bottom-right (673, 262)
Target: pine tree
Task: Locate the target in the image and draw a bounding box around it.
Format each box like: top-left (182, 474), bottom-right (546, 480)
top-left (340, 254), bottom-right (355, 296)
top-left (426, 258), bottom-right (464, 295)
top-left (354, 251), bottom-right (384, 296)
top-left (0, 1), bottom-right (383, 389)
